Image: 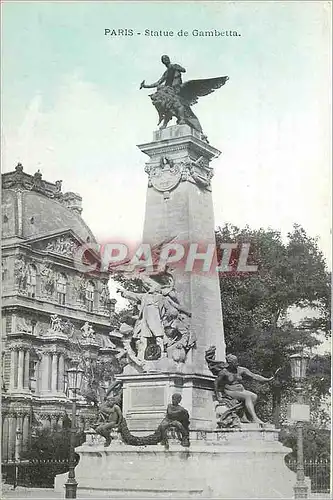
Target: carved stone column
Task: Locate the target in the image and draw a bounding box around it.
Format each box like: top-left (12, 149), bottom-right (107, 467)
top-left (58, 354), bottom-right (65, 393)
top-left (24, 350), bottom-right (30, 389)
top-left (17, 349), bottom-right (25, 391)
top-left (7, 415), bottom-right (16, 460)
top-left (11, 314), bottom-right (17, 335)
top-left (15, 415), bottom-right (23, 458)
top-left (51, 353), bottom-right (58, 392)
top-left (10, 349), bottom-right (17, 390)
top-left (40, 353), bottom-right (49, 393)
top-left (22, 414), bottom-right (30, 452)
top-left (1, 415), bottom-right (9, 460)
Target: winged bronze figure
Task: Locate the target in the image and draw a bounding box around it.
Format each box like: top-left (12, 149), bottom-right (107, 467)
top-left (140, 55), bottom-right (229, 140)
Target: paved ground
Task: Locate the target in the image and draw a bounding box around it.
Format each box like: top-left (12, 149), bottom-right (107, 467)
top-left (1, 487), bottom-right (103, 499)
top-left (2, 486), bottom-right (331, 499)
top-left (2, 487), bottom-right (63, 499)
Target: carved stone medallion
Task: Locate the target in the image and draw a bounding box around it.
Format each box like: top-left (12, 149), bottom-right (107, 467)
top-left (149, 157), bottom-right (181, 193)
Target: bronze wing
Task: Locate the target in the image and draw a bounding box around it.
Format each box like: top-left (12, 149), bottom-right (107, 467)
top-left (180, 76), bottom-right (229, 106)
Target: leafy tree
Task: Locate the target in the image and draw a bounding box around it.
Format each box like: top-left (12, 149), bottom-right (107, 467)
top-left (80, 356), bottom-right (124, 405)
top-left (216, 223), bottom-right (331, 425)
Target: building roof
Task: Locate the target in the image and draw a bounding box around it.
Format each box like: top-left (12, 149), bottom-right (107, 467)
top-left (2, 163), bottom-right (96, 244)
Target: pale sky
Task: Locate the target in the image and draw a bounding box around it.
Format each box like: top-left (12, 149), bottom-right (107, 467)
top-left (2, 1), bottom-right (332, 268)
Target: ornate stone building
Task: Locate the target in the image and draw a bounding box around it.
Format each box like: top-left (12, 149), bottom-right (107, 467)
top-left (1, 164), bottom-right (120, 460)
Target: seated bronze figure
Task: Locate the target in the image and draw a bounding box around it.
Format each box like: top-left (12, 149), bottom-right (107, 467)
top-left (205, 346), bottom-right (280, 427)
top-left (94, 392), bottom-right (190, 448)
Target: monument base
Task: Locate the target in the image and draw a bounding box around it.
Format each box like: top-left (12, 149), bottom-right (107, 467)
top-left (55, 426), bottom-right (295, 499)
top-left (118, 372), bottom-right (216, 431)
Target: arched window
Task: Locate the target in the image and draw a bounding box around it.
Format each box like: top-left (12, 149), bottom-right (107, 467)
top-left (85, 281), bottom-right (95, 312)
top-left (56, 273), bottom-right (67, 305)
top-left (26, 265), bottom-right (37, 298)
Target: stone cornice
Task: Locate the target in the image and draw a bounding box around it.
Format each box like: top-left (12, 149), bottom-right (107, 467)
top-left (6, 341), bottom-right (36, 351)
top-left (138, 128), bottom-right (221, 162)
top-left (2, 298), bottom-right (112, 327)
top-left (1, 240), bottom-right (106, 274)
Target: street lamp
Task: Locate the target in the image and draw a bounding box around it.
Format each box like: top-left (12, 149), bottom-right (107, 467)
top-left (65, 364), bottom-right (84, 499)
top-left (289, 351), bottom-right (310, 499)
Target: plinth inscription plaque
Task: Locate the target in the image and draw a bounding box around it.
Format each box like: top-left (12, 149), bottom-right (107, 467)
top-left (130, 386), bottom-right (166, 409)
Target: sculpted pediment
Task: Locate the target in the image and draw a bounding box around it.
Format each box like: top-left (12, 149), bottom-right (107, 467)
top-left (26, 230), bottom-right (82, 258)
top-left (43, 235), bottom-right (79, 257)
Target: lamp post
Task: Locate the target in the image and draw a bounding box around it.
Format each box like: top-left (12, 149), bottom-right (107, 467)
top-left (290, 352), bottom-right (310, 499)
top-left (65, 364), bottom-right (84, 499)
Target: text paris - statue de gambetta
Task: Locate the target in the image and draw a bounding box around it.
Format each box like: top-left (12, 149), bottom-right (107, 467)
top-left (140, 55), bottom-right (229, 141)
top-left (105, 29), bottom-right (240, 37)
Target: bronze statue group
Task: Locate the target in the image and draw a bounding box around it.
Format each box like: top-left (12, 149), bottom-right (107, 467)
top-left (93, 391), bottom-right (190, 449)
top-left (140, 54), bottom-right (229, 141)
top-left (93, 346), bottom-right (280, 448)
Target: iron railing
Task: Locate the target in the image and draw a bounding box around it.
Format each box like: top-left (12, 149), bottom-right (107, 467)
top-left (285, 458), bottom-right (331, 494)
top-left (1, 457), bottom-right (71, 488)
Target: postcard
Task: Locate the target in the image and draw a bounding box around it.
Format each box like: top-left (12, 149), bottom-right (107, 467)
top-left (1, 2), bottom-right (331, 499)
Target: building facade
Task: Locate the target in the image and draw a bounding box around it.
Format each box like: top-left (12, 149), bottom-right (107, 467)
top-left (1, 164), bottom-right (120, 461)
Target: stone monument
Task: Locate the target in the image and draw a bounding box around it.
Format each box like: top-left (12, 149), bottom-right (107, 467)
top-left (55, 55), bottom-right (296, 498)
top-left (118, 123), bottom-right (229, 431)
top-left (117, 56), bottom-right (230, 431)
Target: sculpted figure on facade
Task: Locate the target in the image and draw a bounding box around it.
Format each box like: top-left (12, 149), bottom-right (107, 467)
top-left (99, 279), bottom-right (110, 309)
top-left (40, 263), bottom-right (55, 295)
top-left (16, 317), bottom-right (34, 335)
top-left (3, 163), bottom-right (30, 190)
top-left (62, 319), bottom-right (74, 338)
top-left (50, 314), bottom-right (63, 333)
top-left (81, 322), bottom-right (96, 341)
top-left (53, 180), bottom-right (63, 199)
top-left (32, 169), bottom-right (44, 193)
top-left (14, 257), bottom-right (28, 291)
top-left (74, 275), bottom-right (87, 303)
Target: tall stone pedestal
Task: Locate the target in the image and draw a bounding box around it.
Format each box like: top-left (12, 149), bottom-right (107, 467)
top-left (55, 426), bottom-right (296, 499)
top-left (116, 125), bottom-right (228, 433)
top-left (138, 124), bottom-right (225, 369)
